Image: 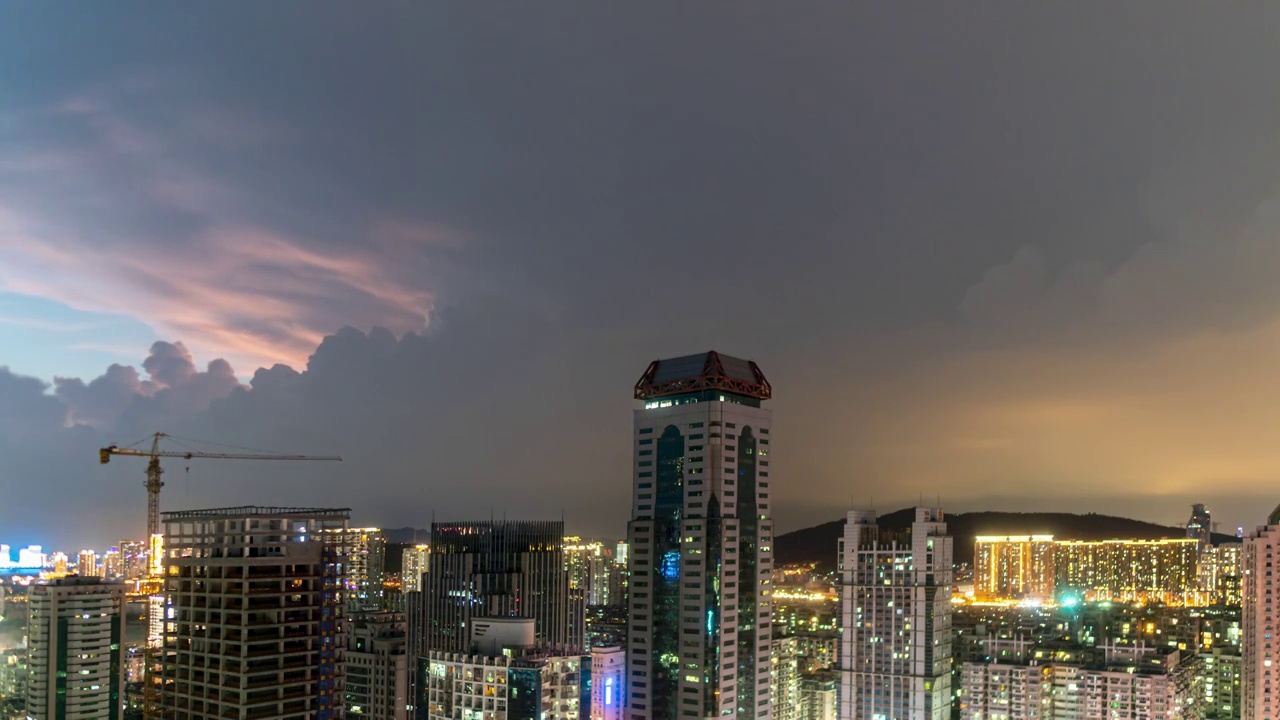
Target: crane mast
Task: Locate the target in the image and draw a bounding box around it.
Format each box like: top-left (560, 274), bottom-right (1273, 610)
top-left (99, 432), bottom-right (342, 720)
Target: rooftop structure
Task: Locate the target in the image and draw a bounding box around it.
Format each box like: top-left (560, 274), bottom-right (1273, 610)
top-left (633, 350), bottom-right (771, 401)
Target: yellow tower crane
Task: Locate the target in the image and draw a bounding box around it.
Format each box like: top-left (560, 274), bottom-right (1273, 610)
top-left (99, 431), bottom-right (342, 720)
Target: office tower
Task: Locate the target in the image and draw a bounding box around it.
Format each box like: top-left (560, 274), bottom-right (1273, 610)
top-left (1243, 506), bottom-right (1280, 720)
top-left (158, 506), bottom-right (349, 720)
top-left (769, 636), bottom-right (800, 720)
top-left (973, 535), bottom-right (1055, 601)
top-left (347, 612), bottom-right (409, 720)
top-left (410, 520), bottom-right (574, 657)
top-left (797, 672), bottom-right (837, 720)
top-left (627, 351), bottom-right (775, 720)
top-left (119, 540), bottom-right (148, 580)
top-left (50, 552), bottom-right (68, 575)
top-left (422, 618), bottom-right (590, 720)
top-left (102, 547), bottom-right (122, 579)
top-left (330, 527), bottom-right (388, 612)
top-left (840, 508), bottom-right (953, 720)
top-left (77, 549), bottom-right (97, 578)
top-left (591, 646), bottom-right (625, 720)
top-left (1189, 503), bottom-right (1213, 552)
top-left (26, 576), bottom-right (127, 720)
top-left (402, 544), bottom-right (430, 594)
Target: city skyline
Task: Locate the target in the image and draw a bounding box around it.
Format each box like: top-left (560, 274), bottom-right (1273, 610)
top-left (6, 4), bottom-right (1280, 553)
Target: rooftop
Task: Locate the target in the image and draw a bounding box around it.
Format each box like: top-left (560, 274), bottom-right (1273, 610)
top-left (634, 350), bottom-right (770, 401)
top-left (162, 506), bottom-right (351, 519)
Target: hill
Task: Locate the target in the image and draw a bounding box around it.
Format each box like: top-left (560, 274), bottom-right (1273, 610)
top-left (774, 509), bottom-right (1238, 571)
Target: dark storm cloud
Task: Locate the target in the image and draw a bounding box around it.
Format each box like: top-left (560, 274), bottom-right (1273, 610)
top-left (3, 3), bottom-right (1280, 547)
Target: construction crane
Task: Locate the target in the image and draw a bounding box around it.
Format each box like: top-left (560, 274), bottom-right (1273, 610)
top-left (99, 431), bottom-right (342, 720)
top-left (100, 432), bottom-right (343, 561)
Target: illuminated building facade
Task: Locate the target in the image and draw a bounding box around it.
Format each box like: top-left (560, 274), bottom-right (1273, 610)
top-left (1200, 647), bottom-right (1240, 720)
top-left (973, 535), bottom-right (1055, 601)
top-left (1055, 539), bottom-right (1200, 605)
top-left (797, 672), bottom-right (836, 720)
top-left (961, 647), bottom-right (1200, 720)
top-left (840, 507), bottom-right (953, 720)
top-left (973, 537), bottom-right (1203, 605)
top-left (158, 506), bottom-right (349, 720)
top-left (26, 576), bottom-right (127, 720)
top-left (565, 537), bottom-right (611, 606)
top-left (1243, 506), bottom-right (1280, 720)
top-left (770, 636), bottom-right (800, 720)
top-left (329, 527), bottom-right (388, 611)
top-left (102, 547), bottom-right (121, 579)
top-left (401, 544), bottom-right (430, 594)
top-left (0, 544), bottom-right (45, 570)
top-left (421, 618), bottom-right (590, 720)
top-left (591, 646), bottom-right (625, 720)
top-left (50, 551), bottom-right (68, 575)
top-left (77, 549), bottom-right (97, 578)
top-left (1199, 543), bottom-right (1243, 606)
top-left (626, 351), bottom-right (775, 720)
top-left (119, 540), bottom-right (147, 580)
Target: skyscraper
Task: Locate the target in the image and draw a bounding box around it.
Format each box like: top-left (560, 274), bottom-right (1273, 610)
top-left (329, 527), bottom-right (388, 611)
top-left (591, 646), bottom-right (625, 720)
top-left (346, 612), bottom-right (409, 720)
top-left (26, 576), bottom-right (127, 720)
top-left (158, 506), bottom-right (350, 720)
top-left (840, 508), bottom-right (953, 720)
top-left (402, 544), bottom-right (430, 594)
top-left (1243, 505), bottom-right (1280, 720)
top-left (77, 549), bottom-right (97, 578)
top-left (409, 520), bottom-right (575, 659)
top-left (626, 351), bottom-right (775, 720)
top-left (1188, 503), bottom-right (1213, 552)
top-left (119, 540), bottom-right (148, 581)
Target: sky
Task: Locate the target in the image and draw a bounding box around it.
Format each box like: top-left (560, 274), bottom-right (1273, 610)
top-left (3, 3), bottom-right (1280, 550)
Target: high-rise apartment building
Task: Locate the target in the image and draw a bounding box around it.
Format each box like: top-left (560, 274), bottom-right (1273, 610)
top-left (331, 527), bottom-right (388, 612)
top-left (973, 535), bottom-right (1055, 601)
top-left (840, 508), bottom-right (953, 720)
top-left (102, 547), bottom-right (122, 579)
top-left (119, 540), bottom-right (148, 580)
top-left (421, 618), bottom-right (590, 720)
top-left (158, 506), bottom-right (349, 720)
top-left (1200, 542), bottom-right (1244, 606)
top-left (26, 576), bottom-right (127, 720)
top-left (77, 550), bottom-right (97, 578)
top-left (1243, 506), bottom-right (1280, 720)
top-left (974, 536), bottom-right (1203, 605)
top-left (402, 544), bottom-right (430, 594)
top-left (346, 612), bottom-right (409, 720)
top-left (769, 636), bottom-right (800, 720)
top-left (591, 646), bottom-right (625, 720)
top-left (797, 672), bottom-right (836, 720)
top-left (960, 647), bottom-right (1200, 720)
top-left (565, 538), bottom-right (611, 606)
top-left (626, 351), bottom-right (775, 720)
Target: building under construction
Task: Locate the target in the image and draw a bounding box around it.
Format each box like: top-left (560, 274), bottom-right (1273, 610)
top-left (156, 506), bottom-right (350, 720)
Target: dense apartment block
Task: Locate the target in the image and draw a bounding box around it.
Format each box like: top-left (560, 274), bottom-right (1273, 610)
top-left (973, 535), bottom-right (1056, 601)
top-left (26, 577), bottom-right (126, 720)
top-left (960, 646), bottom-right (1200, 720)
top-left (839, 507), bottom-right (953, 720)
top-left (973, 535), bottom-right (1206, 605)
top-left (769, 636), bottom-right (799, 720)
top-left (330, 527), bottom-right (388, 612)
top-left (626, 351), bottom-right (775, 720)
top-left (421, 618), bottom-right (589, 720)
top-left (158, 506), bottom-right (350, 720)
top-left (1243, 506), bottom-right (1280, 720)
